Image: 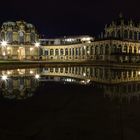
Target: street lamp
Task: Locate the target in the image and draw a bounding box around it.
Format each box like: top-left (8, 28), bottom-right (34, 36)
top-left (2, 75), bottom-right (8, 80)
top-left (1, 40), bottom-right (8, 59)
top-left (1, 40), bottom-right (8, 47)
top-left (35, 74), bottom-right (40, 79)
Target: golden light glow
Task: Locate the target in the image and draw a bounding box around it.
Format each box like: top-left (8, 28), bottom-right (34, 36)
top-left (30, 70), bottom-right (34, 74)
top-left (30, 47), bottom-right (33, 51)
top-left (2, 52), bottom-right (6, 56)
top-left (1, 41), bottom-right (7, 47)
top-left (35, 42), bottom-right (40, 47)
top-left (2, 75), bottom-right (7, 80)
top-left (35, 74), bottom-right (40, 79)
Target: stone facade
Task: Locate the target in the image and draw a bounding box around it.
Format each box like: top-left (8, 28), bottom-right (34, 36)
top-left (0, 15), bottom-right (140, 63)
top-left (0, 20), bottom-right (39, 60)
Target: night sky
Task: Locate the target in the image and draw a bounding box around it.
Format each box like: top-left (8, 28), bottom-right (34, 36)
top-left (0, 0), bottom-right (140, 38)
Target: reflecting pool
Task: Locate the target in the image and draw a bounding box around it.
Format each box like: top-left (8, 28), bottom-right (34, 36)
top-left (0, 65), bottom-right (140, 140)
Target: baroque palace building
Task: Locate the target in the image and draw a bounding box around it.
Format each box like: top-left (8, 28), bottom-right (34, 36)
top-left (39, 14), bottom-right (140, 63)
top-left (1, 14), bottom-right (140, 62)
top-left (0, 20), bottom-right (39, 60)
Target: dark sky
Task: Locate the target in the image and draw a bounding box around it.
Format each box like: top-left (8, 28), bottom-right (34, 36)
top-left (1, 0), bottom-right (140, 38)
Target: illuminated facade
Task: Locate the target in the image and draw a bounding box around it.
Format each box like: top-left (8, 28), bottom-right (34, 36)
top-left (0, 21), bottom-right (39, 60)
top-left (1, 15), bottom-right (140, 62)
top-left (40, 15), bottom-right (140, 63)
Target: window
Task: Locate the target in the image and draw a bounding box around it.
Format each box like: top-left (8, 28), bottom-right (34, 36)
top-left (19, 31), bottom-right (24, 43)
top-left (60, 49), bottom-right (64, 55)
top-left (45, 50), bottom-right (48, 55)
top-left (50, 49), bottom-right (54, 55)
top-left (30, 32), bottom-right (35, 43)
top-left (65, 48), bottom-right (68, 55)
top-left (105, 45), bottom-right (109, 54)
top-left (129, 31), bottom-right (133, 39)
top-left (95, 46), bottom-right (98, 55)
top-left (129, 46), bottom-right (132, 53)
top-left (124, 30), bottom-right (128, 39)
top-left (55, 49), bottom-right (59, 55)
top-left (117, 30), bottom-right (121, 38)
top-left (6, 31), bottom-right (13, 43)
top-left (100, 45), bottom-right (103, 55)
top-left (134, 32), bottom-right (137, 40)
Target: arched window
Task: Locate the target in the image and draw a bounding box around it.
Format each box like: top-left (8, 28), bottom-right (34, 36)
top-left (39, 48), bottom-right (43, 55)
top-left (45, 49), bottom-right (48, 55)
top-left (129, 46), bottom-right (132, 53)
top-left (90, 46), bottom-right (94, 55)
top-left (60, 49), bottom-right (64, 55)
top-left (1, 32), bottom-right (5, 40)
top-left (65, 48), bottom-right (68, 55)
top-left (129, 31), bottom-right (133, 39)
top-left (134, 46), bottom-right (137, 54)
top-left (82, 47), bottom-right (85, 55)
top-left (69, 48), bottom-right (72, 55)
top-left (95, 46), bottom-right (98, 55)
top-left (124, 45), bottom-right (127, 53)
top-left (117, 45), bottom-right (122, 53)
top-left (111, 31), bottom-right (115, 37)
top-left (19, 31), bottom-right (24, 43)
top-left (72, 48), bottom-right (75, 55)
top-left (100, 45), bottom-right (103, 55)
top-left (30, 32), bottom-right (35, 43)
top-left (124, 30), bottom-right (128, 39)
top-left (117, 30), bottom-right (121, 38)
top-left (105, 45), bottom-right (109, 55)
top-left (112, 44), bottom-right (117, 54)
top-left (76, 48), bottom-right (78, 55)
top-left (50, 49), bottom-right (54, 55)
top-left (134, 32), bottom-right (137, 40)
top-left (107, 32), bottom-right (110, 37)
top-left (55, 49), bottom-right (59, 55)
top-left (6, 31), bottom-right (13, 43)
top-left (79, 48), bottom-right (81, 55)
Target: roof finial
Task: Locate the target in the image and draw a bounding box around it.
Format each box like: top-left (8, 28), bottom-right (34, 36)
top-left (119, 12), bottom-right (123, 18)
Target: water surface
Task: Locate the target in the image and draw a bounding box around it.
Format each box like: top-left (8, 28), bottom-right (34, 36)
top-left (0, 65), bottom-right (140, 140)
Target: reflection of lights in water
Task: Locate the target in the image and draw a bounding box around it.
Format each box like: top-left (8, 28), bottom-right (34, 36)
top-left (30, 47), bottom-right (33, 51)
top-left (30, 70), bottom-right (34, 74)
top-left (83, 73), bottom-right (86, 76)
top-left (2, 52), bottom-right (5, 56)
top-left (2, 75), bottom-right (8, 80)
top-left (35, 74), bottom-right (40, 79)
top-left (65, 78), bottom-right (75, 82)
top-left (81, 79), bottom-right (91, 84)
top-left (7, 71), bottom-right (11, 75)
top-left (83, 46), bottom-right (86, 49)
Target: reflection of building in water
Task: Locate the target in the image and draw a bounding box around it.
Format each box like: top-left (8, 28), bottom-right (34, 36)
top-left (2, 66), bottom-right (140, 100)
top-left (41, 66), bottom-right (140, 101)
top-left (41, 66), bottom-right (140, 84)
top-left (0, 68), bottom-right (40, 100)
